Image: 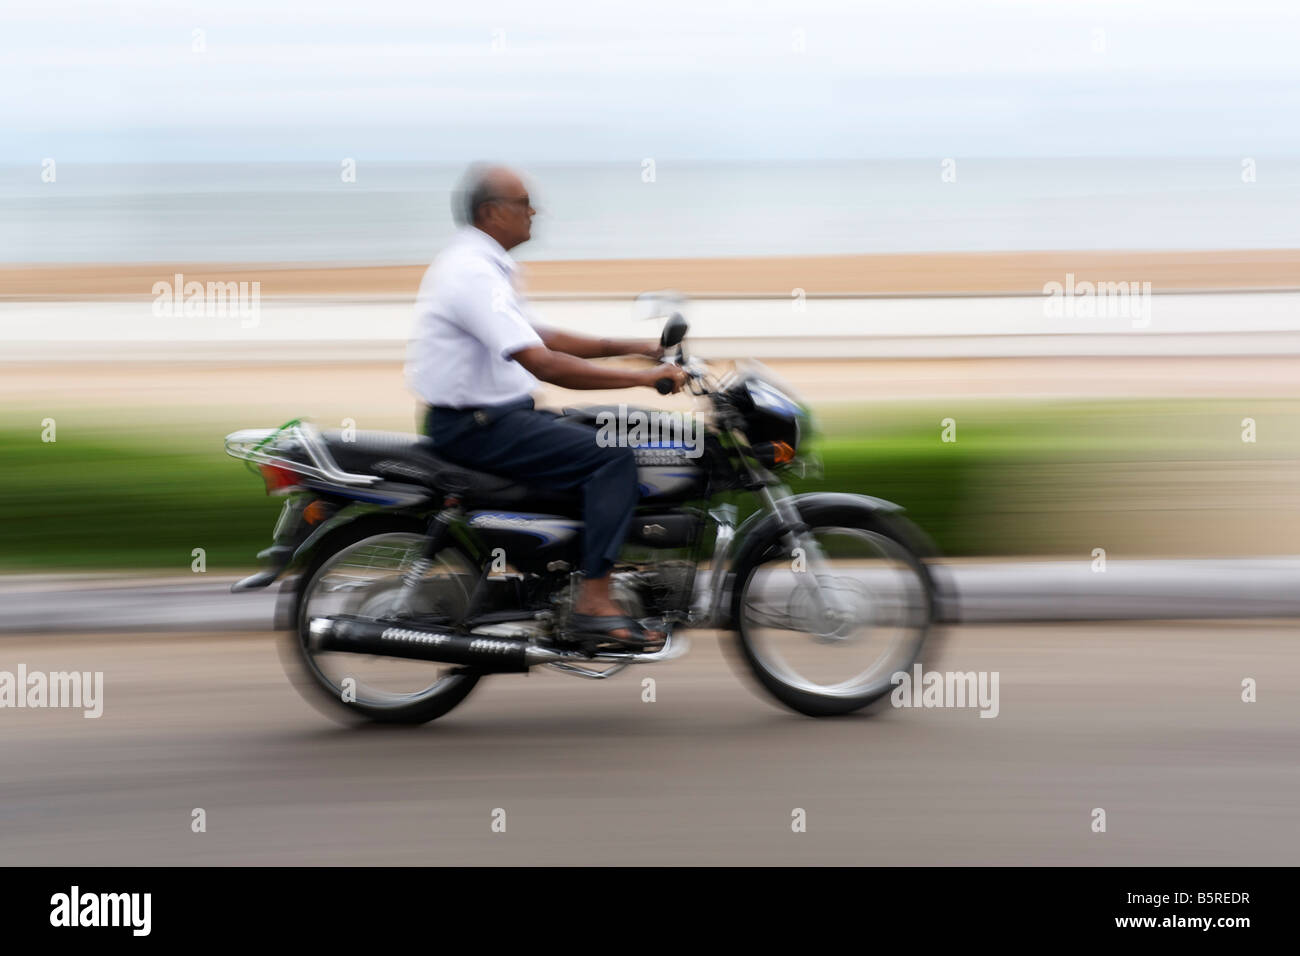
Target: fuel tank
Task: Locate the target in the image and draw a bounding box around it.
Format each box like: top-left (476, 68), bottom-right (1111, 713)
top-left (561, 404), bottom-right (708, 502)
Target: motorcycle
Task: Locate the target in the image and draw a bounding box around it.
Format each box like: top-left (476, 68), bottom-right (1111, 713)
top-left (225, 298), bottom-right (942, 724)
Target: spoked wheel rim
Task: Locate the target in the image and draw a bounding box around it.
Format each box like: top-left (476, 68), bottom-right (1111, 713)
top-left (739, 525), bottom-right (931, 699)
top-left (298, 532), bottom-right (477, 709)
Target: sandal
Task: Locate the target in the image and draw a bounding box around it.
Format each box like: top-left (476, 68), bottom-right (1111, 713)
top-left (567, 613), bottom-right (666, 651)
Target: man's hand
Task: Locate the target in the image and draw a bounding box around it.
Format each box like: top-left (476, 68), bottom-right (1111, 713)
top-left (644, 363), bottom-right (688, 394)
top-left (637, 341), bottom-right (665, 360)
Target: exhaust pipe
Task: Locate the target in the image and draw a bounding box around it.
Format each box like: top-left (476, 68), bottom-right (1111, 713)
top-left (309, 616), bottom-right (535, 673)
top-left (307, 616), bottom-right (687, 673)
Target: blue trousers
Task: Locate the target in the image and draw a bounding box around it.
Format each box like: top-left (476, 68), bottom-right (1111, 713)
top-left (424, 398), bottom-right (638, 578)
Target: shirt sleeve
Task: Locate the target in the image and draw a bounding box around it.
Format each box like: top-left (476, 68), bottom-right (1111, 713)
top-left (452, 263), bottom-right (544, 359)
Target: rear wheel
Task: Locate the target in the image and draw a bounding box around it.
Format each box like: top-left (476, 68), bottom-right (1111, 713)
top-left (732, 504), bottom-right (934, 717)
top-left (282, 517), bottom-right (482, 725)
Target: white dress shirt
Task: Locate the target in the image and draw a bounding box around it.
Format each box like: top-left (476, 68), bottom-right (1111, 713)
top-left (405, 226), bottom-right (546, 408)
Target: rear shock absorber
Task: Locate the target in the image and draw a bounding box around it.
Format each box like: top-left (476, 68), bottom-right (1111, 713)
top-left (394, 497), bottom-right (464, 614)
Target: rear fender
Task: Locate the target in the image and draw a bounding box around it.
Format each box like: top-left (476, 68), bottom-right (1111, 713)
top-left (272, 510), bottom-right (463, 631)
top-left (239, 504), bottom-right (426, 600)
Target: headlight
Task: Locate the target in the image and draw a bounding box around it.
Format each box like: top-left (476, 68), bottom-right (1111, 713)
top-left (746, 379), bottom-right (804, 419)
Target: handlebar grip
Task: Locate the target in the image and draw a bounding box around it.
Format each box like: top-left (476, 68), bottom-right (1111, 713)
top-left (655, 377), bottom-right (675, 395)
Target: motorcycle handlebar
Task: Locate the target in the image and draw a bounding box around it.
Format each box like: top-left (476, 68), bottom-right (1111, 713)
top-left (656, 356), bottom-right (708, 395)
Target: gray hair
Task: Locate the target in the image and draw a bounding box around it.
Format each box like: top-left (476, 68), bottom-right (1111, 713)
top-left (452, 162), bottom-right (502, 227)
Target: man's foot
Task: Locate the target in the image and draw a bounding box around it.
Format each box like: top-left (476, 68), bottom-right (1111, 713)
top-left (567, 609), bottom-right (666, 649)
top-left (573, 576), bottom-right (666, 647)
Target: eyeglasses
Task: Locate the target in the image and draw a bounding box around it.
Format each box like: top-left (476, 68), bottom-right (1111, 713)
top-left (490, 195), bottom-right (532, 211)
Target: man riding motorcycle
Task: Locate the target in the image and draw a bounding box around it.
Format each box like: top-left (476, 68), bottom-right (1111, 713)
top-left (228, 165), bottom-right (939, 723)
top-left (406, 164), bottom-right (688, 648)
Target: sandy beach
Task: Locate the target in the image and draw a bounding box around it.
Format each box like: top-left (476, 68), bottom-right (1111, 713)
top-left (3, 249), bottom-right (1299, 298)
top-left (6, 357), bottom-right (1300, 438)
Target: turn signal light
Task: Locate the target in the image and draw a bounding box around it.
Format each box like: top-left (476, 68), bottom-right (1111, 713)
top-left (751, 441), bottom-right (797, 467)
top-left (303, 500), bottom-right (332, 525)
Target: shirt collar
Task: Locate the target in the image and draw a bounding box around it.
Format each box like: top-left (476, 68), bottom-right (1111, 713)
top-left (457, 225), bottom-right (517, 278)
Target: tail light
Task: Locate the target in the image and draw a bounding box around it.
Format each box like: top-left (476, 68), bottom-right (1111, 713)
top-left (259, 464), bottom-right (303, 495)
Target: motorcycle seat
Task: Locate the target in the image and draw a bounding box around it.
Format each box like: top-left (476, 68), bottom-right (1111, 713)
top-left (318, 430), bottom-right (582, 514)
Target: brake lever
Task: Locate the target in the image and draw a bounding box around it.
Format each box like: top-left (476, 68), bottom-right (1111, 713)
top-left (684, 356), bottom-right (711, 396)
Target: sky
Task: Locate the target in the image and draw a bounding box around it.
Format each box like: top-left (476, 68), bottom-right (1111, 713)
top-left (3, 0), bottom-right (1299, 162)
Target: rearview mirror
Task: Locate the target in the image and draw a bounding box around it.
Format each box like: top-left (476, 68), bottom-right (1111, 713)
top-left (632, 289), bottom-right (687, 321)
top-left (660, 313), bottom-right (688, 349)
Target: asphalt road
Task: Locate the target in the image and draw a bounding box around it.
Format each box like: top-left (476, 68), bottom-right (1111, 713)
top-left (1, 621), bottom-right (1295, 865)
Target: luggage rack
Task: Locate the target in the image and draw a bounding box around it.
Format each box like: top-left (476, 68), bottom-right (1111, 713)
top-left (225, 418), bottom-right (380, 488)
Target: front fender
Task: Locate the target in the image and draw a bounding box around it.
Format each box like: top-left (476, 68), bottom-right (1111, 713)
top-left (720, 491), bottom-right (953, 628)
top-left (725, 491), bottom-right (913, 567)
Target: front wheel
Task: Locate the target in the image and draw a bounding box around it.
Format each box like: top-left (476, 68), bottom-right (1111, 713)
top-left (731, 502), bottom-right (935, 717)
